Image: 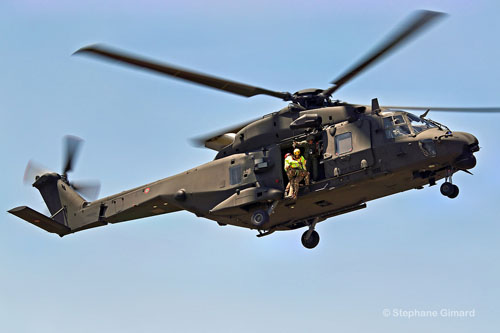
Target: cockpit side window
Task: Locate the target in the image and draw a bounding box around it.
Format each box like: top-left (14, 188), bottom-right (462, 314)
top-left (383, 115), bottom-right (411, 139)
top-left (393, 115), bottom-right (405, 125)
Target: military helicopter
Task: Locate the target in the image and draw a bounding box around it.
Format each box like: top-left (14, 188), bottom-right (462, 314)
top-left (8, 10), bottom-right (500, 249)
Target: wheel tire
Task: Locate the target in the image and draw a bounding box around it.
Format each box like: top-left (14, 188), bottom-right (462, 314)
top-left (447, 184), bottom-right (459, 199)
top-left (440, 182), bottom-right (455, 197)
top-left (251, 210), bottom-right (269, 227)
top-left (301, 230), bottom-right (320, 249)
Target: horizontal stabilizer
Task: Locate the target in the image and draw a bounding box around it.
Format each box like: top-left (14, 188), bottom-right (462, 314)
top-left (8, 206), bottom-right (71, 237)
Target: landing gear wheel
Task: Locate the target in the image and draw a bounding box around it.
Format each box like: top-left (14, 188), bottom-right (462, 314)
top-left (301, 230), bottom-right (320, 249)
top-left (251, 209), bottom-right (269, 227)
top-left (440, 182), bottom-right (455, 197)
top-left (448, 184), bottom-right (459, 199)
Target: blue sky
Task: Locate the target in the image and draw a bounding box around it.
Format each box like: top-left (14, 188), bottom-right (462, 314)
top-left (1, 1), bottom-right (499, 332)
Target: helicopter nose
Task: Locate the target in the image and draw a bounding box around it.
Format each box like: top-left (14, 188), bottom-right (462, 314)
top-left (453, 132), bottom-right (479, 170)
top-left (456, 132), bottom-right (479, 151)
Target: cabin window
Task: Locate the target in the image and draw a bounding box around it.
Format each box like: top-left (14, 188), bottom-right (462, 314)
top-left (229, 165), bottom-right (243, 185)
top-left (335, 132), bottom-right (352, 155)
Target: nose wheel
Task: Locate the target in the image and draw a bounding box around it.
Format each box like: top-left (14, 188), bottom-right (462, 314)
top-left (440, 169), bottom-right (459, 199)
top-left (440, 182), bottom-right (459, 198)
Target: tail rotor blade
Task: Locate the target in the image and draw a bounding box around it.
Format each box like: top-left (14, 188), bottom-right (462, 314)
top-left (63, 135), bottom-right (83, 176)
top-left (23, 160), bottom-right (50, 185)
top-left (71, 180), bottom-right (101, 201)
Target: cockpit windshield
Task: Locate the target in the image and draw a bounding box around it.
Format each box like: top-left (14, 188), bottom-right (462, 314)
top-left (407, 113), bottom-right (436, 134)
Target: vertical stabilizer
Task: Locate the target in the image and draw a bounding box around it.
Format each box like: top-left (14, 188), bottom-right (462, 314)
top-left (32, 173), bottom-right (85, 227)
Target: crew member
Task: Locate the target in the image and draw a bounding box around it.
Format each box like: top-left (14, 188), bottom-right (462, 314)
top-left (284, 148), bottom-right (309, 200)
top-left (293, 134), bottom-right (319, 181)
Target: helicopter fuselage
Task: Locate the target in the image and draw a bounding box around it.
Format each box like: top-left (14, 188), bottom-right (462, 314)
top-left (47, 104), bottom-right (477, 236)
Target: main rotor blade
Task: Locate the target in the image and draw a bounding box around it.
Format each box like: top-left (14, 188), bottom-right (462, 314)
top-left (382, 106), bottom-right (500, 113)
top-left (324, 10), bottom-right (446, 96)
top-left (74, 44), bottom-right (291, 100)
top-left (63, 135), bottom-right (83, 176)
top-left (190, 117), bottom-right (258, 151)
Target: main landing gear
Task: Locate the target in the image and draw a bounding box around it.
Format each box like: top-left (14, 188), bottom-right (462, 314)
top-left (440, 169), bottom-right (459, 199)
top-left (250, 200), bottom-right (279, 228)
top-left (301, 218), bottom-right (320, 249)
top-left (254, 204), bottom-right (321, 249)
top-left (250, 209), bottom-right (270, 227)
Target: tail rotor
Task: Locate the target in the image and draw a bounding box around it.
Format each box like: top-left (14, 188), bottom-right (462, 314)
top-left (23, 135), bottom-right (100, 201)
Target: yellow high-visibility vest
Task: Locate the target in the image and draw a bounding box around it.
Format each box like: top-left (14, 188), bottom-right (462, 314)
top-left (285, 155), bottom-right (305, 170)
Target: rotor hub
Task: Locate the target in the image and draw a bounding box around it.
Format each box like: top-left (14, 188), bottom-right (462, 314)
top-left (291, 88), bottom-right (332, 109)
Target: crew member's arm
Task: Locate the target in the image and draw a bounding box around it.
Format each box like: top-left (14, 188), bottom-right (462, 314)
top-left (293, 140), bottom-right (308, 148)
top-left (284, 158), bottom-right (290, 171)
top-left (301, 157), bottom-right (307, 170)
